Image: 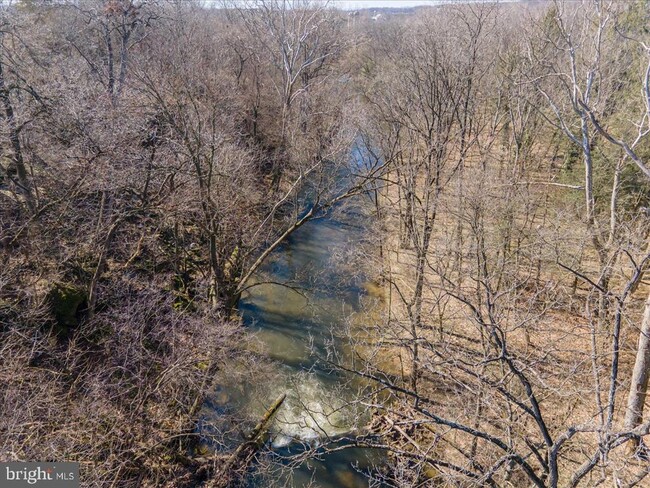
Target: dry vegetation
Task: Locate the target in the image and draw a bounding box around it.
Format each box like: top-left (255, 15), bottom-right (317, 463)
top-left (337, 2), bottom-right (650, 487)
top-left (0, 0), bottom-right (362, 485)
top-left (2, 1), bottom-right (650, 487)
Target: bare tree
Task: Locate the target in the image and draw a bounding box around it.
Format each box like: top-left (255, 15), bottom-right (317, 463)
top-left (233, 0), bottom-right (344, 189)
top-left (571, 10), bottom-right (650, 448)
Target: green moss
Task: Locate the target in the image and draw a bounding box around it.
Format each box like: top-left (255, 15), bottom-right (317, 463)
top-left (0, 298), bottom-right (15, 320)
top-left (195, 444), bottom-right (211, 456)
top-left (47, 283), bottom-right (87, 332)
top-left (172, 272), bottom-right (196, 311)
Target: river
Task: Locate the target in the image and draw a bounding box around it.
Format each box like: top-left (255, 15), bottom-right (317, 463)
top-left (201, 147), bottom-right (384, 487)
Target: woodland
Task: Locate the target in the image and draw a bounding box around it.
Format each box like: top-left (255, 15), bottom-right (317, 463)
top-left (2, 1), bottom-right (650, 487)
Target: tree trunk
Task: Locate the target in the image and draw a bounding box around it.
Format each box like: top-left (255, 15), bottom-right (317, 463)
top-left (104, 24), bottom-right (115, 98)
top-left (0, 54), bottom-right (34, 212)
top-left (209, 394), bottom-right (286, 488)
top-left (625, 291), bottom-right (650, 448)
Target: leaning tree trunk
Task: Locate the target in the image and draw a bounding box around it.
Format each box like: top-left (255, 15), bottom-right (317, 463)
top-left (625, 291), bottom-right (650, 448)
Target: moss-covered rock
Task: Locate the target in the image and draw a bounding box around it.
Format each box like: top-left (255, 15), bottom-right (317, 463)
top-left (47, 283), bottom-right (87, 333)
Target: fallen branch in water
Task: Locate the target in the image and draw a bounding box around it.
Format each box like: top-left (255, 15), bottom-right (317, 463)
top-left (205, 393), bottom-right (287, 488)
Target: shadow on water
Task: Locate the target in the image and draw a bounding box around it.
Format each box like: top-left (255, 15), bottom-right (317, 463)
top-left (201, 151), bottom-right (385, 487)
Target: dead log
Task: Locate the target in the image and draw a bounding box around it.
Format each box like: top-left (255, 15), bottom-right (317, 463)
top-left (206, 393), bottom-right (286, 488)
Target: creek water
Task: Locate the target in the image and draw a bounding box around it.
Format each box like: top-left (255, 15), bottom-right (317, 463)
top-left (201, 151), bottom-right (384, 487)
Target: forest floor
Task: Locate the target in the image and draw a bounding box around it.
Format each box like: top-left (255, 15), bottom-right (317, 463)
top-left (359, 169), bottom-right (650, 484)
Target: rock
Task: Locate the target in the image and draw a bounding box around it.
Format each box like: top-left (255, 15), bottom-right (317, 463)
top-left (47, 283), bottom-right (87, 332)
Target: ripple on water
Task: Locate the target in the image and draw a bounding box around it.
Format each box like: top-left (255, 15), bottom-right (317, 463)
top-left (261, 370), bottom-right (356, 448)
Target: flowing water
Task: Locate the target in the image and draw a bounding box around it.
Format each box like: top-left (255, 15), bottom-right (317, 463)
top-left (201, 152), bottom-right (384, 487)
